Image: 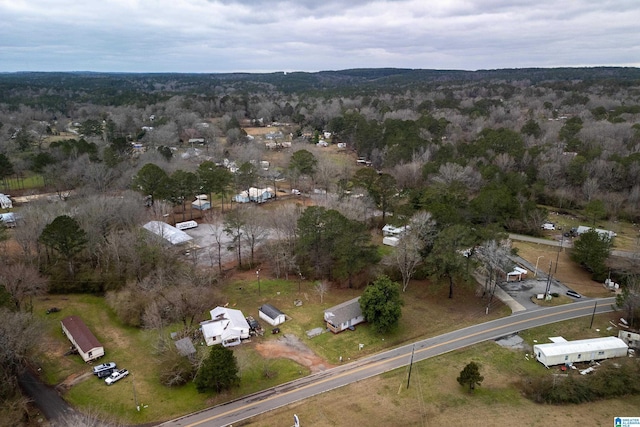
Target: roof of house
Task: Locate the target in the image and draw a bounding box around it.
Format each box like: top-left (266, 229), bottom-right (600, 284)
top-left (143, 221), bottom-right (193, 245)
top-left (324, 297), bottom-right (362, 326)
top-left (61, 316), bottom-right (102, 353)
top-left (533, 336), bottom-right (627, 357)
top-left (259, 304), bottom-right (284, 319)
top-left (200, 307), bottom-right (250, 341)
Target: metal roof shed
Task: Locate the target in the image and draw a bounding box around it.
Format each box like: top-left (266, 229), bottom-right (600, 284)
top-left (533, 336), bottom-right (628, 367)
top-left (143, 221), bottom-right (193, 245)
top-left (259, 304), bottom-right (286, 326)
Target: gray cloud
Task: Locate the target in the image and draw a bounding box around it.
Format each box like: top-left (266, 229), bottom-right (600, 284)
top-left (0, 0), bottom-right (638, 72)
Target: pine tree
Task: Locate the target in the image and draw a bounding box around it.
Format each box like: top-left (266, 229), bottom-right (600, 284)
top-left (457, 362), bottom-right (484, 392)
top-left (195, 345), bottom-right (240, 393)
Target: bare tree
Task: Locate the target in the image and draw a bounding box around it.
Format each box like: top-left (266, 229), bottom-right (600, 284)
top-left (240, 205), bottom-right (269, 268)
top-left (474, 240), bottom-right (513, 313)
top-left (0, 263), bottom-right (48, 312)
top-left (388, 233), bottom-right (423, 292)
top-left (314, 280), bottom-right (329, 303)
top-left (203, 213), bottom-right (226, 274)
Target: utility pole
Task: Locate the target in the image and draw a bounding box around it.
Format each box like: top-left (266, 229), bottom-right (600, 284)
top-left (545, 261), bottom-right (553, 297)
top-left (590, 301), bottom-right (598, 328)
top-left (555, 234), bottom-right (564, 273)
top-left (407, 344), bottom-right (415, 389)
top-left (256, 269), bottom-right (261, 296)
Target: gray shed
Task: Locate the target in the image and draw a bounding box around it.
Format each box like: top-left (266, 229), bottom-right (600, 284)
top-left (324, 297), bottom-right (364, 333)
top-left (175, 337), bottom-right (197, 357)
top-left (259, 304), bottom-right (286, 326)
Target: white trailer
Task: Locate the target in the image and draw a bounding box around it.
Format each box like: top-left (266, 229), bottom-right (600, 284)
top-left (533, 336), bottom-right (628, 367)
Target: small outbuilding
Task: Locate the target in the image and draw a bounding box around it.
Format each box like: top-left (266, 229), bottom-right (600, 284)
top-left (0, 212), bottom-right (16, 227)
top-left (259, 304), bottom-right (286, 326)
top-left (382, 236), bottom-right (400, 247)
top-left (192, 195), bottom-right (211, 211)
top-left (61, 316), bottom-right (105, 362)
top-left (324, 297), bottom-right (365, 334)
top-left (618, 330), bottom-right (640, 349)
top-left (174, 337), bottom-right (197, 357)
top-left (0, 193), bottom-right (12, 209)
top-left (506, 266), bottom-right (528, 281)
top-left (533, 336), bottom-right (628, 367)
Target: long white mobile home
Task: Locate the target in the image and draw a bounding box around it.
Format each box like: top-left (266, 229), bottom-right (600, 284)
top-left (533, 336), bottom-right (628, 367)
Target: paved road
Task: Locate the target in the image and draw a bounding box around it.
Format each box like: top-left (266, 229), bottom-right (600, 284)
top-left (160, 297), bottom-right (617, 427)
top-left (18, 367), bottom-right (76, 423)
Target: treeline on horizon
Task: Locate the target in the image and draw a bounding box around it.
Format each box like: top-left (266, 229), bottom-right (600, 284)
top-left (2, 66), bottom-right (640, 107)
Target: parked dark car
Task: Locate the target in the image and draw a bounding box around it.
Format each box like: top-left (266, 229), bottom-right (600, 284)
top-left (93, 362), bottom-right (116, 376)
top-left (97, 368), bottom-right (116, 379)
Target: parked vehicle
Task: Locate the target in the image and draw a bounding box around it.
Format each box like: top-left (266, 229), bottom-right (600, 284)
top-left (92, 362), bottom-right (116, 375)
top-left (97, 368), bottom-right (116, 379)
top-left (566, 290), bottom-right (582, 298)
top-left (105, 369), bottom-right (129, 385)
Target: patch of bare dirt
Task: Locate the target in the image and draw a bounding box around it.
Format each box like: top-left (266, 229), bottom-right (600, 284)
top-left (56, 371), bottom-right (92, 392)
top-left (254, 334), bottom-right (334, 373)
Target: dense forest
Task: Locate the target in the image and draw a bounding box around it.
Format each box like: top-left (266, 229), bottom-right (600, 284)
top-left (1, 67), bottom-right (640, 425)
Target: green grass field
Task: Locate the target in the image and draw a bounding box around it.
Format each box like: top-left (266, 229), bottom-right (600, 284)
top-left (1, 174), bottom-right (45, 192)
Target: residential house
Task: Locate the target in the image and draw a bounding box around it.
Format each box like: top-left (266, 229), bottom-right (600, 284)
top-left (200, 307), bottom-right (250, 347)
top-left (61, 316), bottom-right (105, 362)
top-left (533, 336), bottom-right (628, 367)
top-left (324, 297), bottom-right (365, 333)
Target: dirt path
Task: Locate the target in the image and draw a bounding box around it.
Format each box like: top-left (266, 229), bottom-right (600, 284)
top-left (254, 334), bottom-right (334, 373)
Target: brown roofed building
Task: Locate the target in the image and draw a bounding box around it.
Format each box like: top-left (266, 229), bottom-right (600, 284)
top-left (61, 316), bottom-right (104, 362)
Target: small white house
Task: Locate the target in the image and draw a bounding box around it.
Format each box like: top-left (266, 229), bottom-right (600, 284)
top-left (324, 297), bottom-right (365, 334)
top-left (200, 307), bottom-right (250, 347)
top-left (234, 191), bottom-right (250, 203)
top-left (192, 195), bottom-right (211, 211)
top-left (248, 187), bottom-right (274, 203)
top-left (259, 304), bottom-right (286, 326)
top-left (382, 236), bottom-right (400, 247)
top-left (382, 224), bottom-right (408, 237)
top-left (533, 336), bottom-right (628, 367)
top-left (61, 316), bottom-right (105, 362)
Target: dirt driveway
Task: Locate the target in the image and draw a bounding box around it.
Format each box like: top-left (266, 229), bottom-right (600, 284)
top-left (255, 334), bottom-right (334, 373)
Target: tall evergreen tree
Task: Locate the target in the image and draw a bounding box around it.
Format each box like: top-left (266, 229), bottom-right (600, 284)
top-left (195, 345), bottom-right (240, 393)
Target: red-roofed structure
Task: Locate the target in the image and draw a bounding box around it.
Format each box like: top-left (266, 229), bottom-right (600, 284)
top-left (61, 316), bottom-right (104, 362)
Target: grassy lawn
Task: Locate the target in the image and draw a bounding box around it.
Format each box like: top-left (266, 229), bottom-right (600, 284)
top-left (32, 294), bottom-right (307, 424)
top-left (1, 174), bottom-right (45, 192)
top-left (237, 312), bottom-right (640, 427)
top-left (33, 268), bottom-right (511, 425)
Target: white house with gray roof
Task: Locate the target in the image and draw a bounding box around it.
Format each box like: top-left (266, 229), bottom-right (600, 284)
top-left (324, 297), bottom-right (365, 333)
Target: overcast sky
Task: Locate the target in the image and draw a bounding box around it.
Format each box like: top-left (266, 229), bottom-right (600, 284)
top-left (1, 0), bottom-right (638, 73)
